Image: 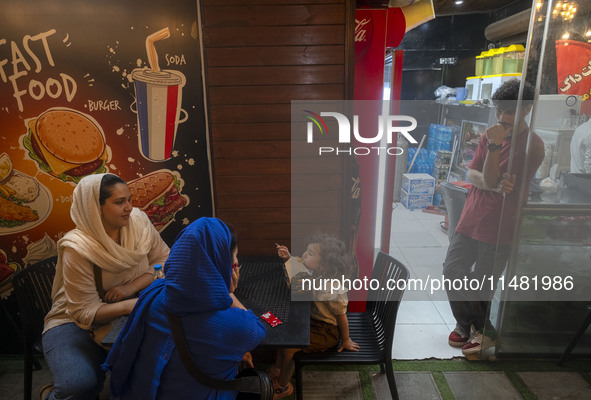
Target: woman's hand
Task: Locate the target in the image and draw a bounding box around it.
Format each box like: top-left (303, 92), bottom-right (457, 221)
top-left (230, 265), bottom-right (240, 293)
top-left (338, 337), bottom-right (360, 352)
top-left (276, 244), bottom-right (291, 261)
top-left (105, 284), bottom-right (136, 303)
top-left (241, 352), bottom-right (254, 369)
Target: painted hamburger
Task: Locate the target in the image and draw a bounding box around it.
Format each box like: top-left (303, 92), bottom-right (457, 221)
top-left (127, 170), bottom-right (189, 232)
top-left (23, 108), bottom-right (109, 183)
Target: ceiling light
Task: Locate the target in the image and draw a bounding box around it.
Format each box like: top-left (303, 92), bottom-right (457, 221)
top-left (455, 1), bottom-right (463, 5)
top-left (553, 1), bottom-right (578, 21)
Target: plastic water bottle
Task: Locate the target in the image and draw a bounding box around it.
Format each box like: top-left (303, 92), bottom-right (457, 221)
top-left (153, 264), bottom-right (165, 280)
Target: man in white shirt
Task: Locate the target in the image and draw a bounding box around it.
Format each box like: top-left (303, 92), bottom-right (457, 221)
top-left (570, 118), bottom-right (591, 173)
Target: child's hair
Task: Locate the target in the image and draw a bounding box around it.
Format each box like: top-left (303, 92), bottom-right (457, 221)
top-left (305, 232), bottom-right (357, 280)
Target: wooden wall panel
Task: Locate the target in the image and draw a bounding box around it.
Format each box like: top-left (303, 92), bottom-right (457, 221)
top-left (207, 66), bottom-right (345, 86)
top-left (202, 0), bottom-right (343, 5)
top-left (207, 46), bottom-right (345, 67)
top-left (203, 26), bottom-right (345, 47)
top-left (203, 5), bottom-right (345, 27)
top-left (212, 123), bottom-right (291, 141)
top-left (213, 141), bottom-right (290, 159)
top-left (215, 159), bottom-right (291, 176)
top-left (201, 0), bottom-right (353, 255)
top-left (209, 105), bottom-right (292, 124)
top-left (209, 84), bottom-right (344, 105)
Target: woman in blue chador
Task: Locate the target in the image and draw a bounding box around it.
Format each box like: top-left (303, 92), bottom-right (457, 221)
top-left (104, 217), bottom-right (266, 399)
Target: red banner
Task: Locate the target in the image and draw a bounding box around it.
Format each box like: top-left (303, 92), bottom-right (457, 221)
top-left (556, 39), bottom-right (591, 115)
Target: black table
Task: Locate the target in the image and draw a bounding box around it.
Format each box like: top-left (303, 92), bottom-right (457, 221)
top-left (102, 258), bottom-right (310, 348)
top-left (234, 257), bottom-right (310, 348)
top-left (101, 315), bottom-right (128, 347)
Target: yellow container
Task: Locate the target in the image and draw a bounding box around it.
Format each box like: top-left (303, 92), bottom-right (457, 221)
top-left (491, 48), bottom-right (505, 75)
top-left (503, 44), bottom-right (525, 73)
top-left (475, 52), bottom-right (485, 76)
top-left (481, 50), bottom-right (494, 76)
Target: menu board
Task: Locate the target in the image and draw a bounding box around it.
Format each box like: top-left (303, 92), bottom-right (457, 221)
top-left (0, 0), bottom-right (211, 276)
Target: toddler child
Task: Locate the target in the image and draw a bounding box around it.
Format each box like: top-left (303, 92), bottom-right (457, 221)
top-left (271, 233), bottom-right (359, 398)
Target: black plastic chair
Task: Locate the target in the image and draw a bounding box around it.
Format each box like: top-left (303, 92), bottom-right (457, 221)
top-left (440, 181), bottom-right (470, 240)
top-left (293, 252), bottom-right (409, 400)
top-left (12, 256), bottom-right (57, 400)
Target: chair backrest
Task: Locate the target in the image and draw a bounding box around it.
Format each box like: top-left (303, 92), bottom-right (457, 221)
top-left (439, 181), bottom-right (470, 239)
top-left (365, 252), bottom-right (409, 357)
top-left (12, 257), bottom-right (57, 344)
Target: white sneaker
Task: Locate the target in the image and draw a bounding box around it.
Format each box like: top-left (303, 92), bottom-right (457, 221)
top-left (461, 330), bottom-right (496, 355)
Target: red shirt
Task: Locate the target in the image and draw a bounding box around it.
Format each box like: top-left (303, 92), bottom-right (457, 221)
top-left (455, 128), bottom-right (544, 245)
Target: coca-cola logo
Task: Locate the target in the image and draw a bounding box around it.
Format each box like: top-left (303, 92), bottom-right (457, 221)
top-left (355, 15), bottom-right (373, 63)
top-left (355, 18), bottom-right (370, 42)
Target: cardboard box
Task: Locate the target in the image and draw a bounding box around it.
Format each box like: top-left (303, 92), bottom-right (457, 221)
top-left (401, 173), bottom-right (435, 194)
top-left (401, 188), bottom-right (433, 210)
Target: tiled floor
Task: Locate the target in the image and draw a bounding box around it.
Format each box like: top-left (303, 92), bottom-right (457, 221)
top-left (389, 203), bottom-right (463, 360)
top-left (5, 360), bottom-right (591, 400)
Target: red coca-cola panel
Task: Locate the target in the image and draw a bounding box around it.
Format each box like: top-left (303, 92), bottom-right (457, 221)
top-left (351, 8), bottom-right (405, 310)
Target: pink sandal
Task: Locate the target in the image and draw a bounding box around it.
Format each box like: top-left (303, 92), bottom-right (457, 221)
top-left (273, 378), bottom-right (293, 399)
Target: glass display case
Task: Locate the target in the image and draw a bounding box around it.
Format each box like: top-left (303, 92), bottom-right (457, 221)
top-left (458, 120), bottom-right (486, 168)
top-left (439, 103), bottom-right (496, 181)
top-left (497, 206), bottom-right (591, 356)
top-left (483, 1), bottom-right (591, 358)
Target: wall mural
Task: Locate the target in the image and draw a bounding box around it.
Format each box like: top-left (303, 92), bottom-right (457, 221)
top-left (0, 0), bottom-right (211, 296)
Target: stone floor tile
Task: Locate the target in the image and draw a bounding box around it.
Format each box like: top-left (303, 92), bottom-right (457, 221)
top-left (301, 370), bottom-right (362, 400)
top-left (518, 371), bottom-right (591, 400)
top-left (372, 371), bottom-right (442, 400)
top-left (444, 371), bottom-right (522, 400)
top-left (397, 301), bottom-right (446, 325)
top-left (0, 365), bottom-right (109, 400)
top-left (393, 324), bottom-right (459, 360)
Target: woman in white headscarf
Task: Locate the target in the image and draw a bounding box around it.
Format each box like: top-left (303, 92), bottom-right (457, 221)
top-left (41, 174), bottom-right (170, 400)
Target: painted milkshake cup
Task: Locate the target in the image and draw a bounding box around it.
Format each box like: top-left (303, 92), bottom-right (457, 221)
top-left (131, 68), bottom-right (187, 161)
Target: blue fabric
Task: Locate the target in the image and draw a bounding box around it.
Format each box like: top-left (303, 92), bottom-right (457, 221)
top-left (42, 322), bottom-right (107, 400)
top-left (103, 217), bottom-right (266, 400)
top-left (163, 218), bottom-right (233, 315)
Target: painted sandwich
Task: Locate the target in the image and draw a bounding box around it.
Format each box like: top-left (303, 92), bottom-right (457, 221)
top-left (127, 170), bottom-right (189, 232)
top-left (23, 108), bottom-right (108, 182)
top-left (0, 153), bottom-right (40, 228)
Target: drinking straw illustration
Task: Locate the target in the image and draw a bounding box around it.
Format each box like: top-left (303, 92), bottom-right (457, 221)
top-left (146, 27), bottom-right (170, 72)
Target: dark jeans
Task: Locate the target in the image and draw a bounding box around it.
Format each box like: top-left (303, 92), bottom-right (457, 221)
top-left (42, 322), bottom-right (107, 400)
top-left (442, 233), bottom-right (511, 335)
